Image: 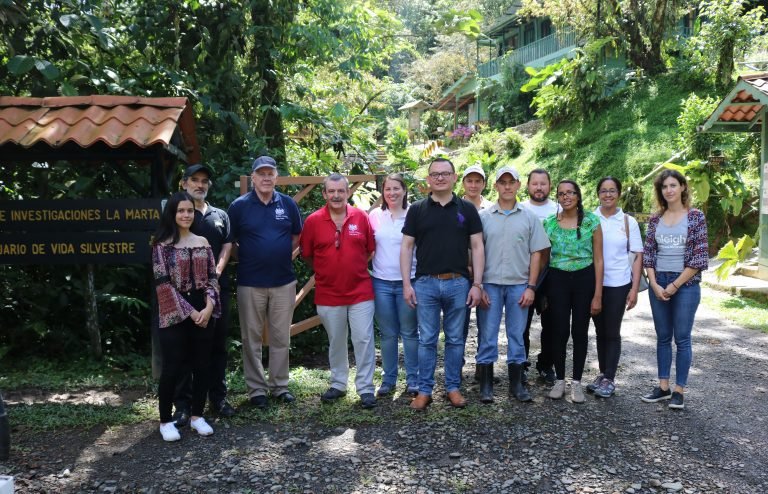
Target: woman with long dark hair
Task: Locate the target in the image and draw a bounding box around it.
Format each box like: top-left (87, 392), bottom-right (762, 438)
top-left (153, 191), bottom-right (220, 441)
top-left (588, 177), bottom-right (642, 398)
top-left (543, 180), bottom-right (603, 403)
top-left (641, 169), bottom-right (707, 410)
top-left (369, 173), bottom-right (419, 397)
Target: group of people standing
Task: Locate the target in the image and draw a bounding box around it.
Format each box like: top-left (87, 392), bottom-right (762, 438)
top-left (151, 155), bottom-right (707, 442)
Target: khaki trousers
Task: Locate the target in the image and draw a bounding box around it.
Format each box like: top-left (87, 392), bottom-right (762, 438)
top-left (237, 281), bottom-right (296, 397)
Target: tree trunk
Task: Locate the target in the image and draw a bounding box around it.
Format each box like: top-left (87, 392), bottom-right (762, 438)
top-left (85, 263), bottom-right (102, 359)
top-left (716, 37), bottom-right (736, 91)
top-left (250, 0), bottom-right (296, 168)
top-left (608, 0), bottom-right (667, 75)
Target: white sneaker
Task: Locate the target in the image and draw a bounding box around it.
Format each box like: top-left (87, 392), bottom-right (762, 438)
top-left (159, 422), bottom-right (181, 442)
top-left (190, 417), bottom-right (214, 436)
top-left (571, 381), bottom-right (585, 403)
top-left (549, 379), bottom-right (566, 399)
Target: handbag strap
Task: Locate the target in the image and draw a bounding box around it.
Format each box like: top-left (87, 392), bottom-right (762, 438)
top-left (623, 213), bottom-right (630, 253)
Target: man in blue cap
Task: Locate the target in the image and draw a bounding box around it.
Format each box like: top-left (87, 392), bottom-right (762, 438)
top-left (228, 156), bottom-right (303, 409)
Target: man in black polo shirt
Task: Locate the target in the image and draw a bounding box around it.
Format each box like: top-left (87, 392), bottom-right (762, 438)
top-left (401, 158), bottom-right (485, 411)
top-left (173, 163), bottom-right (236, 424)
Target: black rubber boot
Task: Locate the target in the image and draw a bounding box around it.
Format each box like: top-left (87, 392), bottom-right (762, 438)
top-left (508, 363), bottom-right (532, 402)
top-left (521, 361), bottom-right (530, 386)
top-left (478, 364), bottom-right (494, 403)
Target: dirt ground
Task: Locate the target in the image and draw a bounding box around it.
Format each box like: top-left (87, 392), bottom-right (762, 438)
top-left (2, 287), bottom-right (768, 493)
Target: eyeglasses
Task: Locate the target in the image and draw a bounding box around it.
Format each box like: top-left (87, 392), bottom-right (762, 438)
top-left (599, 189), bottom-right (618, 196)
top-left (428, 172), bottom-right (453, 179)
top-left (556, 190), bottom-right (578, 198)
top-left (335, 228), bottom-right (341, 249)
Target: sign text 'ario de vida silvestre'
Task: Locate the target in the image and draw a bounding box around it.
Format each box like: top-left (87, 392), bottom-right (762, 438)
top-left (0, 199), bottom-right (162, 264)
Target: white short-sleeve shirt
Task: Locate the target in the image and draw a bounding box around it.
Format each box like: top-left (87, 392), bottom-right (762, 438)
top-left (521, 199), bottom-right (559, 222)
top-left (594, 207), bottom-right (643, 287)
top-left (369, 206), bottom-right (416, 280)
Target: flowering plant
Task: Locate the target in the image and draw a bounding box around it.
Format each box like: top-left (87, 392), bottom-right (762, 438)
top-left (451, 125), bottom-right (475, 140)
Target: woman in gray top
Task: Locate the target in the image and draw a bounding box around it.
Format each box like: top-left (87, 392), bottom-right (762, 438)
top-left (640, 169), bottom-right (708, 410)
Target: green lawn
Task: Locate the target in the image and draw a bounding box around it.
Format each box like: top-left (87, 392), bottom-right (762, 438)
top-left (702, 292), bottom-right (768, 333)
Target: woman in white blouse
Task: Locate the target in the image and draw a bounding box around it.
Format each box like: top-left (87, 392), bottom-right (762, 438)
top-left (589, 177), bottom-right (643, 398)
top-left (369, 173), bottom-right (418, 397)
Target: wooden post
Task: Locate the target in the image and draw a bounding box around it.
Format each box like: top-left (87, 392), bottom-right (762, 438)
top-left (84, 263), bottom-right (102, 359)
top-left (760, 111), bottom-right (768, 279)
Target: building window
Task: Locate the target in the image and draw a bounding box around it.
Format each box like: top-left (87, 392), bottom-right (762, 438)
top-left (541, 19), bottom-right (552, 38)
top-left (523, 22), bottom-right (535, 45)
top-left (501, 34), bottom-right (517, 54)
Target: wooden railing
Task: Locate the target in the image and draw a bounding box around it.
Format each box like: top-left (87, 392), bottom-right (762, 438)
top-left (238, 174), bottom-right (382, 342)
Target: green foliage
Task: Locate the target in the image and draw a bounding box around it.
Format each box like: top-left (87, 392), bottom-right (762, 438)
top-left (1, 355), bottom-right (151, 391)
top-left (662, 160), bottom-right (749, 218)
top-left (480, 63), bottom-right (534, 129)
top-left (521, 38), bottom-right (615, 127)
top-left (675, 94), bottom-right (721, 158)
top-left (682, 0), bottom-right (766, 90)
top-left (385, 118), bottom-right (411, 157)
top-left (714, 235), bottom-right (757, 281)
top-left (509, 75), bottom-right (689, 210)
top-left (434, 9), bottom-right (483, 39)
top-left (449, 128), bottom-right (526, 189)
top-left (502, 128), bottom-right (524, 159)
top-left (8, 401), bottom-right (154, 431)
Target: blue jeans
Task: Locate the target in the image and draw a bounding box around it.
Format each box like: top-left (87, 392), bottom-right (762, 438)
top-left (649, 271), bottom-right (700, 387)
top-left (414, 275), bottom-right (470, 395)
top-left (477, 283), bottom-right (528, 365)
top-left (373, 277), bottom-right (419, 388)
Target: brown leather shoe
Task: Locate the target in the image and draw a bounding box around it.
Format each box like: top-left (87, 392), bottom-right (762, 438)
top-left (446, 390), bottom-right (467, 408)
top-left (409, 393), bottom-right (433, 411)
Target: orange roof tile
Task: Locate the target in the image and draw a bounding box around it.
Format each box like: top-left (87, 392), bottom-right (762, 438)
top-left (715, 73), bottom-right (768, 126)
top-left (0, 95), bottom-right (199, 162)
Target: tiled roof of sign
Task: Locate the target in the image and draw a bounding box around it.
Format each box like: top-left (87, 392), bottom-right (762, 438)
top-left (0, 95), bottom-right (199, 162)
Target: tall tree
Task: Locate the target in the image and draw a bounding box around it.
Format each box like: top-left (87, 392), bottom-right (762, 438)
top-left (521, 0), bottom-right (690, 75)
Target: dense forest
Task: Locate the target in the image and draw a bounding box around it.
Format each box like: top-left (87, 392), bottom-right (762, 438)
top-left (1, 0), bottom-right (766, 363)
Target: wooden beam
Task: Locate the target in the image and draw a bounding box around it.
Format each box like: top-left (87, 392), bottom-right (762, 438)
top-left (295, 276), bottom-right (315, 306)
top-left (292, 183), bottom-right (316, 203)
top-left (276, 175), bottom-right (377, 185)
top-left (290, 315), bottom-right (322, 336)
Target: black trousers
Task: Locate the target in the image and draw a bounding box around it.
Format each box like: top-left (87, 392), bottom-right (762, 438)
top-left (174, 287), bottom-right (230, 412)
top-left (158, 317), bottom-right (214, 423)
top-left (547, 264), bottom-right (595, 381)
top-left (524, 274), bottom-right (554, 369)
top-left (591, 283), bottom-right (631, 380)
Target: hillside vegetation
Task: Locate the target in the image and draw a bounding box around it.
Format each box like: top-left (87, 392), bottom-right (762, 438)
top-left (509, 74), bottom-right (697, 211)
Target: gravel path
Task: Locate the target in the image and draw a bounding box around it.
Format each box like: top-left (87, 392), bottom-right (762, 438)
top-left (2, 286), bottom-right (768, 493)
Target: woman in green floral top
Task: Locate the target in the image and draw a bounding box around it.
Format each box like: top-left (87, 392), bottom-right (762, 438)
top-left (543, 180), bottom-right (604, 403)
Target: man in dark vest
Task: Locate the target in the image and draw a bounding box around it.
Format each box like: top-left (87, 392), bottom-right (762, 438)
top-left (173, 163), bottom-right (235, 426)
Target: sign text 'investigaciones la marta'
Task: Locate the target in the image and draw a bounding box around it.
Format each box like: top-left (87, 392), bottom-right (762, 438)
top-left (0, 199), bottom-right (162, 264)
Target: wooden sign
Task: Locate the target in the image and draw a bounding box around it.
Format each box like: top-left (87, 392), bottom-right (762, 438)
top-left (0, 199), bottom-right (161, 264)
top-left (0, 199), bottom-right (162, 232)
top-left (0, 231), bottom-right (153, 264)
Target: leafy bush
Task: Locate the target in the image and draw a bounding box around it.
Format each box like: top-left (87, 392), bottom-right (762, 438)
top-left (681, 0), bottom-right (767, 90)
top-left (675, 94), bottom-right (721, 158)
top-left (480, 63), bottom-right (534, 129)
top-left (385, 117), bottom-right (411, 157)
top-left (502, 129), bottom-right (524, 158)
top-left (522, 38), bottom-right (615, 127)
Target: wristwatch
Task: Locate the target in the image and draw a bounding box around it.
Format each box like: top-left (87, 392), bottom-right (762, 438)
top-left (526, 284), bottom-right (536, 290)
top-left (472, 282), bottom-right (483, 290)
